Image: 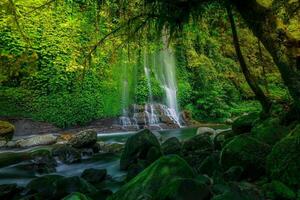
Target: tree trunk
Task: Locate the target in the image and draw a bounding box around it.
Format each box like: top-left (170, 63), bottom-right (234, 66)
top-left (226, 3), bottom-right (272, 115)
top-left (230, 0), bottom-right (300, 120)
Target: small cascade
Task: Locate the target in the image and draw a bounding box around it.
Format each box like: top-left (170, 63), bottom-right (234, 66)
top-left (153, 35), bottom-right (181, 127)
top-left (144, 50), bottom-right (160, 126)
top-left (118, 33), bottom-right (183, 129)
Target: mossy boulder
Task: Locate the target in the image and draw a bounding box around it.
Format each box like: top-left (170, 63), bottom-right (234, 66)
top-left (26, 175), bottom-right (64, 198)
top-left (62, 192), bottom-right (92, 200)
top-left (161, 137), bottom-right (182, 155)
top-left (266, 135), bottom-right (300, 188)
top-left (69, 130), bottom-right (97, 148)
top-left (54, 176), bottom-right (98, 198)
top-left (108, 155), bottom-right (195, 200)
top-left (52, 144), bottom-right (81, 164)
top-left (232, 113), bottom-right (259, 135)
top-left (220, 135), bottom-right (271, 179)
top-left (251, 118), bottom-right (290, 145)
top-left (81, 168), bottom-right (107, 184)
top-left (262, 180), bottom-right (296, 200)
top-left (120, 129), bottom-right (161, 170)
top-left (0, 184), bottom-right (21, 200)
top-left (198, 152), bottom-right (221, 177)
top-left (181, 134), bottom-right (214, 172)
top-left (158, 178), bottom-right (211, 200)
top-left (0, 121), bottom-right (15, 141)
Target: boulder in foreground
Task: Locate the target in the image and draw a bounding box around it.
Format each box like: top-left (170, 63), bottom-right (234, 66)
top-left (109, 155), bottom-right (195, 200)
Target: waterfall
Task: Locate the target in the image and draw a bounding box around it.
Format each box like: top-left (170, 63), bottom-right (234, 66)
top-left (144, 50), bottom-right (159, 125)
top-left (153, 36), bottom-right (181, 126)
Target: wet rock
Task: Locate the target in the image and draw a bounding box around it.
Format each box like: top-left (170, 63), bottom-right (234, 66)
top-left (262, 180), bottom-right (296, 200)
top-left (212, 182), bottom-right (263, 200)
top-left (223, 166), bottom-right (244, 181)
top-left (159, 178), bottom-right (211, 200)
top-left (126, 161), bottom-right (146, 181)
top-left (56, 132), bottom-right (74, 144)
top-left (197, 127), bottom-right (216, 136)
top-left (18, 134), bottom-right (57, 148)
top-left (108, 155), bottom-right (195, 200)
top-left (26, 175), bottom-right (64, 199)
top-left (6, 140), bottom-right (17, 148)
top-left (54, 176), bottom-right (98, 198)
top-left (266, 134), bottom-right (300, 187)
top-left (81, 168), bottom-right (107, 184)
top-left (220, 135), bottom-right (271, 180)
top-left (0, 121), bottom-right (15, 141)
top-left (0, 140), bottom-right (6, 148)
top-left (232, 112), bottom-right (259, 135)
top-left (251, 117), bottom-right (290, 145)
top-left (24, 151), bottom-right (57, 174)
top-left (99, 142), bottom-right (124, 154)
top-left (120, 129), bottom-right (161, 170)
top-left (198, 152), bottom-right (221, 177)
top-left (62, 192), bottom-right (91, 200)
top-left (181, 134), bottom-right (214, 172)
top-left (161, 137), bottom-right (181, 155)
top-left (52, 144), bottom-right (81, 164)
top-left (0, 184), bottom-right (21, 200)
top-left (146, 146), bottom-right (162, 165)
top-left (69, 130), bottom-right (97, 148)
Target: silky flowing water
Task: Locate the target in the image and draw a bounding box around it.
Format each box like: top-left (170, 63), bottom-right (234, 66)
top-left (0, 128), bottom-right (201, 192)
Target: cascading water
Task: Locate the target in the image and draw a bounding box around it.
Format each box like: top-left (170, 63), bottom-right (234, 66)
top-left (119, 34), bottom-right (182, 129)
top-left (144, 50), bottom-right (160, 125)
top-left (152, 36), bottom-right (181, 126)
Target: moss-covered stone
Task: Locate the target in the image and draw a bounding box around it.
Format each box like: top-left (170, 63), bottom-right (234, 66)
top-left (266, 135), bottom-right (300, 188)
top-left (198, 152), bottom-right (221, 177)
top-left (262, 180), bottom-right (296, 200)
top-left (220, 135), bottom-right (271, 179)
top-left (181, 134), bottom-right (214, 172)
top-left (108, 155), bottom-right (195, 200)
top-left (120, 129), bottom-right (161, 170)
top-left (251, 118), bottom-right (290, 145)
top-left (232, 112), bottom-right (259, 135)
top-left (62, 192), bottom-right (92, 200)
top-left (158, 178), bottom-right (211, 200)
top-left (161, 137), bottom-right (182, 155)
top-left (0, 121), bottom-right (15, 141)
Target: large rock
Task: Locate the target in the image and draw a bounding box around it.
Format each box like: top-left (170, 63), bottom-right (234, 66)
top-left (0, 184), bottom-right (21, 200)
top-left (81, 168), bottom-right (107, 184)
top-left (18, 134), bottom-right (57, 148)
top-left (262, 180), bottom-right (296, 200)
top-left (161, 137), bottom-right (181, 155)
top-left (52, 144), bottom-right (81, 164)
top-left (120, 129), bottom-right (161, 170)
top-left (220, 135), bottom-right (271, 179)
top-left (26, 175), bottom-right (64, 198)
top-left (251, 117), bottom-right (290, 145)
top-left (54, 176), bottom-right (98, 198)
top-left (197, 127), bottom-right (216, 136)
top-left (181, 134), bottom-right (214, 172)
top-left (232, 113), bottom-right (259, 135)
top-left (108, 155), bottom-right (195, 200)
top-left (19, 150), bottom-right (57, 174)
top-left (0, 121), bottom-right (15, 141)
top-left (69, 130), bottom-right (97, 148)
top-left (62, 192), bottom-right (92, 200)
top-left (158, 178), bottom-right (211, 200)
top-left (266, 135), bottom-right (300, 187)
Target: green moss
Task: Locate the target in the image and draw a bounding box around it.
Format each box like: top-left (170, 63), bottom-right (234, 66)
top-left (262, 180), bottom-right (296, 200)
top-left (232, 112), bottom-right (259, 135)
top-left (266, 135), bottom-right (300, 188)
top-left (108, 155), bottom-right (195, 200)
top-left (251, 118), bottom-right (290, 145)
top-left (0, 121), bottom-right (15, 141)
top-left (62, 192), bottom-right (92, 200)
top-left (220, 135), bottom-right (271, 179)
top-left (120, 129), bottom-right (161, 170)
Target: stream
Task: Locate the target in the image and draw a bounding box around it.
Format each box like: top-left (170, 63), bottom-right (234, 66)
top-left (0, 127), bottom-right (227, 192)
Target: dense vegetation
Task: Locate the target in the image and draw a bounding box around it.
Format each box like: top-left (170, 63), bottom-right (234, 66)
top-left (1, 0), bottom-right (297, 127)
